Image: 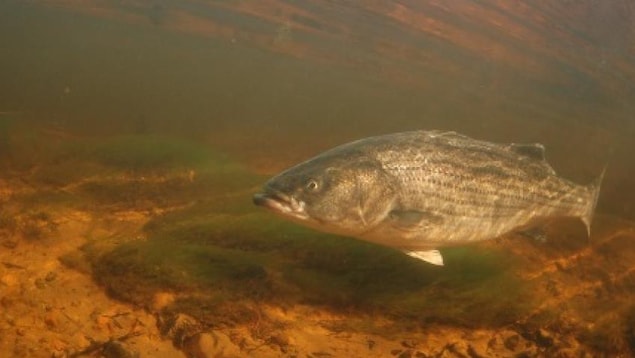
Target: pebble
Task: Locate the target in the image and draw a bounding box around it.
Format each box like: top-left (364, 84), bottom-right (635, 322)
top-left (1, 273), bottom-right (18, 287)
top-left (50, 339), bottom-right (67, 352)
top-left (45, 271), bottom-right (57, 282)
top-left (536, 328), bottom-right (555, 347)
top-left (1, 239), bottom-right (18, 249)
top-left (151, 291), bottom-right (175, 311)
top-left (267, 332), bottom-right (291, 352)
top-left (71, 332), bottom-right (91, 350)
top-left (95, 314), bottom-right (111, 329)
top-left (44, 310), bottom-right (61, 329)
top-left (35, 278), bottom-right (46, 289)
top-left (162, 313), bottom-right (202, 347)
top-left (102, 340), bottom-right (139, 358)
top-left (504, 334), bottom-right (520, 351)
top-left (185, 332), bottom-right (243, 358)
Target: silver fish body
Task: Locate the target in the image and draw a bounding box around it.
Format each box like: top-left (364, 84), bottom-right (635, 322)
top-left (253, 130), bottom-right (604, 265)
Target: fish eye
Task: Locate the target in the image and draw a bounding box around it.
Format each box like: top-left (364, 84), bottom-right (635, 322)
top-left (306, 180), bottom-right (319, 191)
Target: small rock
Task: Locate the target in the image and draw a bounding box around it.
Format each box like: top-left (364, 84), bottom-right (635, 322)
top-left (504, 334), bottom-right (520, 351)
top-left (467, 344), bottom-right (486, 358)
top-left (102, 340), bottom-right (139, 358)
top-left (45, 271), bottom-right (57, 282)
top-left (536, 328), bottom-right (554, 347)
top-left (367, 339), bottom-right (376, 350)
top-left (487, 337), bottom-right (498, 350)
top-left (445, 341), bottom-right (470, 357)
top-left (1, 273), bottom-right (18, 287)
top-left (5, 315), bottom-right (15, 326)
top-left (402, 339), bottom-right (418, 348)
top-left (161, 313), bottom-right (202, 347)
top-left (185, 332), bottom-right (243, 358)
top-left (1, 239), bottom-right (18, 249)
top-left (95, 314), bottom-right (111, 330)
top-left (71, 332), bottom-right (91, 350)
top-left (34, 278), bottom-right (46, 289)
top-left (44, 310), bottom-right (61, 329)
top-left (267, 332), bottom-right (291, 352)
top-left (1, 295), bottom-right (15, 308)
top-left (151, 292), bottom-right (175, 311)
top-left (50, 339), bottom-right (67, 352)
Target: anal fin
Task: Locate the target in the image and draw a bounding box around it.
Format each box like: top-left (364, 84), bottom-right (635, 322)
top-left (406, 250), bottom-right (444, 266)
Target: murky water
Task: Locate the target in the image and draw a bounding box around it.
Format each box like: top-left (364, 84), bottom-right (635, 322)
top-left (1, 1), bottom-right (635, 357)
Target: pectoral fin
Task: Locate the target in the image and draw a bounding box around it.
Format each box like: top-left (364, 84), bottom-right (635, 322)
top-left (518, 227), bottom-right (548, 243)
top-left (406, 250), bottom-right (444, 266)
top-left (388, 210), bottom-right (442, 232)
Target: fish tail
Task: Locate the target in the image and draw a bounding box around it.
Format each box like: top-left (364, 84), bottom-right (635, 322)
top-left (581, 165), bottom-right (607, 237)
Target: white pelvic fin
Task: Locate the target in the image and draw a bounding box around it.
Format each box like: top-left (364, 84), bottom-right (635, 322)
top-left (406, 250), bottom-right (444, 266)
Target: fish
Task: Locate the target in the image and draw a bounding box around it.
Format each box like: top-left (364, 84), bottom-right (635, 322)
top-left (253, 130), bottom-right (605, 266)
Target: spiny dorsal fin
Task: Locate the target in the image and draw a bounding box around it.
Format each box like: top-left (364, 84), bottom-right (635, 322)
top-left (509, 143), bottom-right (556, 176)
top-left (427, 131), bottom-right (468, 140)
top-left (510, 143), bottom-right (546, 161)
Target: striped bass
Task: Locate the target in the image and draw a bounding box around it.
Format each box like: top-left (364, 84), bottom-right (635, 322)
top-left (253, 130), bottom-right (604, 266)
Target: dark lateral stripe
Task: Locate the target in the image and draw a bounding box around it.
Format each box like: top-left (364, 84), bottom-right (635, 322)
top-left (386, 161), bottom-right (583, 208)
top-left (395, 169), bottom-right (586, 212)
top-left (415, 176), bottom-right (585, 211)
top-left (385, 157), bottom-right (535, 184)
top-left (406, 186), bottom-right (584, 219)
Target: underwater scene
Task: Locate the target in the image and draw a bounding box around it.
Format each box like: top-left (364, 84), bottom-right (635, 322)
top-left (1, 1), bottom-right (635, 357)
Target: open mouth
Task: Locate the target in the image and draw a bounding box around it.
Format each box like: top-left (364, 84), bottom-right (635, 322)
top-left (253, 191), bottom-right (308, 219)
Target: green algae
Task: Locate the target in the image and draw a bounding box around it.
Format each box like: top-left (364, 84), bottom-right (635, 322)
top-left (15, 132), bottom-right (263, 210)
top-left (91, 134), bottom-right (214, 171)
top-left (90, 200), bottom-right (533, 330)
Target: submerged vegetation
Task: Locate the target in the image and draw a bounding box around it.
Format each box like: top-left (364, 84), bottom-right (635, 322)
top-left (90, 207), bottom-right (530, 329)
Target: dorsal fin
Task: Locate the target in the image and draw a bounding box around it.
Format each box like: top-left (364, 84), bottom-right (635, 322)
top-left (510, 143), bottom-right (556, 175)
top-left (427, 130), bottom-right (466, 140)
top-left (510, 143), bottom-right (546, 161)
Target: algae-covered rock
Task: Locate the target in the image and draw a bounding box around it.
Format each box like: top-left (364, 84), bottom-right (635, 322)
top-left (88, 194), bottom-right (533, 332)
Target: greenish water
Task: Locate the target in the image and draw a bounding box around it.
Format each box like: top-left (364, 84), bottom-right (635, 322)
top-left (1, 1), bottom-right (633, 215)
top-left (2, 1), bottom-right (635, 356)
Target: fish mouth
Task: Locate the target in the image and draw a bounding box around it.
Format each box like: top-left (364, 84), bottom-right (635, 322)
top-left (253, 191), bottom-right (308, 220)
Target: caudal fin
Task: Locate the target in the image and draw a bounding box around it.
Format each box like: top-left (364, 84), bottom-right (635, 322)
top-left (581, 166), bottom-right (607, 237)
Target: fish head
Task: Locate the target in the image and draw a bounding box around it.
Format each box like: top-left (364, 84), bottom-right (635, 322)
top-left (253, 154), bottom-right (396, 235)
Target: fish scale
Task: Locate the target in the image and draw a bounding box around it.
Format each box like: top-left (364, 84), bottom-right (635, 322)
top-left (254, 130), bottom-right (605, 266)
